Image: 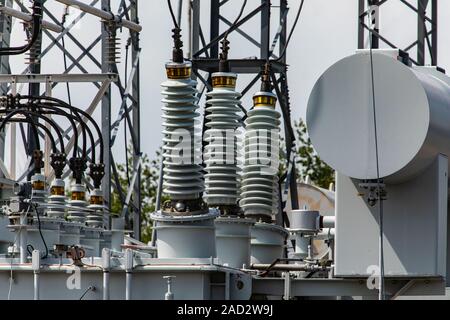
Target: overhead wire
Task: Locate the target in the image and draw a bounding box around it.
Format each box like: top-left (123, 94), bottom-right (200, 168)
top-left (366, 1), bottom-right (385, 301)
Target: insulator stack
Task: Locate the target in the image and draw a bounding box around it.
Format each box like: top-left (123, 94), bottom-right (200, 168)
top-left (67, 184), bottom-right (88, 224)
top-left (86, 189), bottom-right (104, 228)
top-left (161, 61), bottom-right (204, 205)
top-left (204, 72), bottom-right (242, 207)
top-left (25, 36), bottom-right (42, 65)
top-left (240, 91), bottom-right (281, 220)
top-left (47, 179), bottom-right (66, 219)
top-left (31, 174), bottom-right (47, 212)
top-left (105, 32), bottom-right (121, 65)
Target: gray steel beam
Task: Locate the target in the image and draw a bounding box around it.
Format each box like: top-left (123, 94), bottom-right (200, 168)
top-left (0, 0), bottom-right (12, 167)
top-left (101, 0), bottom-right (112, 224)
top-left (130, 0), bottom-right (141, 240)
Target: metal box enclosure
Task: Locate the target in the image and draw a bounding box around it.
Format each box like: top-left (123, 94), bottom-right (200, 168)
top-left (334, 155), bottom-right (448, 278)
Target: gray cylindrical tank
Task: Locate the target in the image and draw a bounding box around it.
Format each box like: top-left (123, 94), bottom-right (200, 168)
top-left (307, 51), bottom-right (450, 183)
top-left (250, 223), bottom-right (288, 265)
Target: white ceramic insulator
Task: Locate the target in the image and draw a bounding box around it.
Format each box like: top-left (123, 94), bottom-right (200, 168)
top-left (86, 188), bottom-right (104, 228)
top-left (240, 101), bottom-right (281, 219)
top-left (161, 77), bottom-right (204, 200)
top-left (204, 79), bottom-right (242, 206)
top-left (67, 184), bottom-right (87, 224)
top-left (47, 179), bottom-right (66, 219)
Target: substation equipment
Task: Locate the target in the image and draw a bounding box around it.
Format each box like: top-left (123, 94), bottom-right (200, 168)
top-left (0, 0), bottom-right (446, 300)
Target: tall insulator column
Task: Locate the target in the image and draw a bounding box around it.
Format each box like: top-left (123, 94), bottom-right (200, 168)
top-left (151, 61), bottom-right (218, 259)
top-left (204, 72), bottom-right (242, 209)
top-left (161, 61), bottom-right (204, 211)
top-left (240, 89), bottom-right (288, 265)
top-left (240, 91), bottom-right (281, 220)
top-left (47, 179), bottom-right (66, 219)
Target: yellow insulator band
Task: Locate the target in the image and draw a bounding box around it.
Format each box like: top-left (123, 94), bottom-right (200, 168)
top-left (166, 66), bottom-right (192, 79)
top-left (51, 186), bottom-right (65, 196)
top-left (90, 195), bottom-right (104, 205)
top-left (32, 181), bottom-right (45, 191)
top-left (253, 95), bottom-right (277, 108)
top-left (72, 191), bottom-right (86, 201)
top-left (212, 76), bottom-right (236, 88)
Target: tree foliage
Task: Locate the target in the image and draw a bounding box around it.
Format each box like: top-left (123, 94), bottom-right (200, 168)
top-left (294, 118), bottom-right (335, 189)
top-left (111, 147), bottom-right (165, 243)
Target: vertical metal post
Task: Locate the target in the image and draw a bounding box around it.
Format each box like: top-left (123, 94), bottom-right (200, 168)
top-left (0, 0), bottom-right (12, 168)
top-left (431, 0), bottom-right (437, 65)
top-left (261, 0), bottom-right (270, 60)
top-left (279, 0), bottom-right (287, 62)
top-left (417, 0), bottom-right (429, 65)
top-left (358, 0), bottom-right (365, 49)
top-left (190, 0), bottom-right (200, 59)
top-left (369, 0), bottom-right (379, 49)
top-left (27, 20), bottom-right (43, 180)
top-left (101, 0), bottom-right (112, 223)
top-left (131, 0), bottom-right (141, 240)
top-left (210, 0), bottom-right (220, 59)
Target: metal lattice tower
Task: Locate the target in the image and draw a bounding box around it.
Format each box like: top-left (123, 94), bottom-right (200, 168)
top-left (358, 0), bottom-right (438, 66)
top-left (188, 0), bottom-right (299, 228)
top-left (0, 0), bottom-right (142, 238)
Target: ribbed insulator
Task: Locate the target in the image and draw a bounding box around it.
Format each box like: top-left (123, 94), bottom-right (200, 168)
top-left (240, 92), bottom-right (281, 219)
top-left (31, 174), bottom-right (47, 216)
top-left (161, 67), bottom-right (204, 200)
top-left (67, 184), bottom-right (88, 224)
top-left (86, 189), bottom-right (104, 228)
top-left (204, 73), bottom-right (242, 206)
top-left (105, 33), bottom-right (121, 65)
top-left (47, 179), bottom-right (66, 220)
top-left (25, 36), bottom-right (42, 65)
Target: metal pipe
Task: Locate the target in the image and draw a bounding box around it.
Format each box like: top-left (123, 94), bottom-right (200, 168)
top-left (125, 249), bottom-right (133, 300)
top-left (55, 0), bottom-right (142, 32)
top-left (125, 272), bottom-right (132, 300)
top-left (19, 213), bottom-right (27, 264)
top-left (102, 249), bottom-right (110, 300)
top-left (32, 250), bottom-right (40, 300)
top-left (252, 264), bottom-right (331, 272)
top-left (0, 6), bottom-right (63, 33)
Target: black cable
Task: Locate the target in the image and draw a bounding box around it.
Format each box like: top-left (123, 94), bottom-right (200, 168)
top-left (0, 1), bottom-right (42, 56)
top-left (275, 0), bottom-right (305, 62)
top-left (167, 0), bottom-right (179, 29)
top-left (0, 110), bottom-right (40, 150)
top-left (1, 109), bottom-right (65, 154)
top-left (223, 0), bottom-right (248, 42)
top-left (61, 8), bottom-right (72, 106)
top-left (20, 96), bottom-right (104, 163)
top-left (9, 118), bottom-right (57, 154)
top-left (32, 203), bottom-right (49, 259)
top-left (367, 2), bottom-right (385, 301)
top-left (124, 40), bottom-right (131, 185)
top-left (79, 286), bottom-right (95, 300)
top-left (30, 103), bottom-right (83, 159)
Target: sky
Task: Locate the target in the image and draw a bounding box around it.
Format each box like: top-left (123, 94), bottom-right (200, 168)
top-left (5, 0), bottom-right (450, 173)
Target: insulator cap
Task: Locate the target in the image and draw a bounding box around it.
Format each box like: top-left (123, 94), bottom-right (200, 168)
top-left (253, 91), bottom-right (277, 108)
top-left (211, 72), bottom-right (237, 89)
top-left (165, 61), bottom-right (192, 80)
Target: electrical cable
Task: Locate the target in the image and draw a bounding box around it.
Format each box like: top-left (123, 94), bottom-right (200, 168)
top-left (223, 0), bottom-right (248, 43)
top-left (367, 2), bottom-right (385, 301)
top-left (20, 96), bottom-right (104, 163)
top-left (167, 0), bottom-right (179, 29)
top-left (79, 286), bottom-right (95, 300)
top-left (275, 0), bottom-right (305, 62)
top-left (61, 12), bottom-right (73, 106)
top-left (32, 203), bottom-right (49, 259)
top-left (0, 0), bottom-right (42, 56)
top-left (0, 109), bottom-right (65, 154)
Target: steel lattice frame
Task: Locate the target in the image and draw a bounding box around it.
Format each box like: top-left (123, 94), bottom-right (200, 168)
top-left (189, 0), bottom-right (299, 228)
top-left (0, 0), bottom-right (142, 239)
top-left (358, 0), bottom-right (438, 66)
